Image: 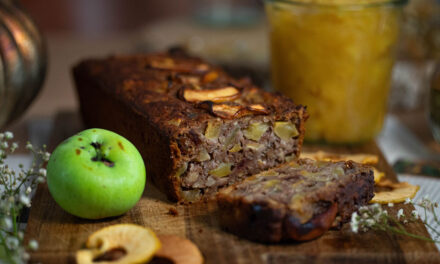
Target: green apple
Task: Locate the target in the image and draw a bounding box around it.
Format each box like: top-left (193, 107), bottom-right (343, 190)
top-left (47, 128), bottom-right (146, 219)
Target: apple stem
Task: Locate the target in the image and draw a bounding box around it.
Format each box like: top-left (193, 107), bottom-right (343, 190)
top-left (91, 142), bottom-right (103, 160)
top-left (91, 142), bottom-right (115, 167)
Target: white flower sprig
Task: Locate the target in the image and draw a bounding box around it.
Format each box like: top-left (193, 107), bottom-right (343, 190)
top-left (0, 131), bottom-right (50, 263)
top-left (351, 198), bottom-right (440, 243)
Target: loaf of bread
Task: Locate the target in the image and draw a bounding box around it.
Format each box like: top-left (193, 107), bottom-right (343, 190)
top-left (217, 159), bottom-right (374, 242)
top-left (73, 49), bottom-right (308, 202)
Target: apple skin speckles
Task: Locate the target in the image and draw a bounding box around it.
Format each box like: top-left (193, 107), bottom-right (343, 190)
top-left (118, 141), bottom-right (124, 151)
top-left (46, 128), bottom-right (146, 219)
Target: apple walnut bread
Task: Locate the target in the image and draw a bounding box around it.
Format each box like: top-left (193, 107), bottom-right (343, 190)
top-left (217, 159), bottom-right (375, 242)
top-left (73, 49), bottom-right (308, 202)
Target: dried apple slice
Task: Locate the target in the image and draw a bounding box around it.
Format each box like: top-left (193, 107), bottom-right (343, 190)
top-left (181, 86), bottom-right (240, 103)
top-left (198, 101), bottom-right (269, 119)
top-left (371, 180), bottom-right (420, 204)
top-left (149, 59), bottom-right (209, 73)
top-left (76, 224), bottom-right (161, 264)
top-left (233, 104), bottom-right (270, 118)
top-left (210, 104), bottom-right (243, 119)
top-left (216, 104), bottom-right (270, 119)
top-left (197, 101), bottom-right (242, 119)
top-left (212, 104), bottom-right (243, 119)
top-left (247, 104), bottom-right (269, 115)
top-left (151, 235), bottom-right (203, 264)
top-left (373, 168), bottom-right (385, 183)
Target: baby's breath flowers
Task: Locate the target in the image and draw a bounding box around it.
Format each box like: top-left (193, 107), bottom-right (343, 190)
top-left (351, 198), bottom-right (440, 243)
top-left (0, 131), bottom-right (50, 263)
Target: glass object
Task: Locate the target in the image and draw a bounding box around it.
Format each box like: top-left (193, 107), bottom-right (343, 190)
top-left (389, 0), bottom-right (440, 111)
top-left (0, 0), bottom-right (47, 129)
top-left (265, 0), bottom-right (407, 144)
top-left (430, 63), bottom-right (440, 143)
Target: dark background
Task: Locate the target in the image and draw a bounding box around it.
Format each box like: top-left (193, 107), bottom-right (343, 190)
top-left (20, 0), bottom-right (195, 34)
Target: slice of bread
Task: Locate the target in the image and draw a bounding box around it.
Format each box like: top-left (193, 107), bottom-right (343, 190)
top-left (217, 159), bottom-right (374, 242)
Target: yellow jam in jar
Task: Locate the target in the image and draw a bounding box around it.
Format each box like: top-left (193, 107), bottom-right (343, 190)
top-left (266, 0), bottom-right (406, 143)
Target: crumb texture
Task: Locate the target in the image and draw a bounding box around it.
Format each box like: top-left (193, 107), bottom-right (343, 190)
top-left (217, 159), bottom-right (375, 242)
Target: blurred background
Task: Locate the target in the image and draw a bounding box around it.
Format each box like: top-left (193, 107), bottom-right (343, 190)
top-left (8, 0), bottom-right (437, 119)
top-left (2, 0), bottom-right (440, 156)
top-left (11, 0), bottom-right (439, 119)
top-left (12, 0), bottom-right (268, 121)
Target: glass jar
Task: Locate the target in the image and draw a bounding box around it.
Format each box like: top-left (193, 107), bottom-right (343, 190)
top-left (265, 0), bottom-right (407, 144)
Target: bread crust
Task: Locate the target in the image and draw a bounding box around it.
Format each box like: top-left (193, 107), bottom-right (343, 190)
top-left (73, 51), bottom-right (308, 201)
top-left (217, 159), bottom-right (374, 243)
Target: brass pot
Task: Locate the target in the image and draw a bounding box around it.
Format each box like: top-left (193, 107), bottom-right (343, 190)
top-left (0, 0), bottom-right (47, 128)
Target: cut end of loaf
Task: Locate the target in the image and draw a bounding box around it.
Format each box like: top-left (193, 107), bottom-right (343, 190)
top-left (216, 159), bottom-right (375, 242)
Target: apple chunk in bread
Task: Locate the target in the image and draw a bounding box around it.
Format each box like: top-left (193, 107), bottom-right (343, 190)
top-left (47, 128), bottom-right (146, 219)
top-left (181, 86), bottom-right (241, 103)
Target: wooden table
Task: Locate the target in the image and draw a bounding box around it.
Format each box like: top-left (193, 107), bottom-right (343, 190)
top-left (24, 112), bottom-right (440, 263)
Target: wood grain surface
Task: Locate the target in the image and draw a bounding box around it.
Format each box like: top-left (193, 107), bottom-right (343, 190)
top-left (25, 112), bottom-right (440, 264)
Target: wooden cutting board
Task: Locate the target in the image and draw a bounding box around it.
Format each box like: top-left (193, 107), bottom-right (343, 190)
top-left (25, 112), bottom-right (440, 263)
